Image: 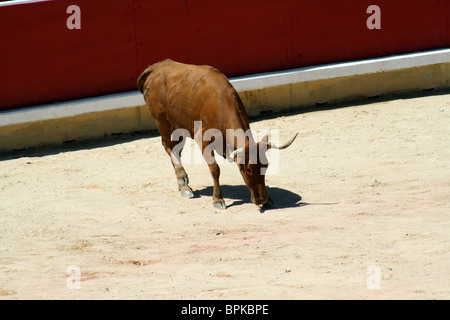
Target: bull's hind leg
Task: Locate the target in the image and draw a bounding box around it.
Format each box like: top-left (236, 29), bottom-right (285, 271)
top-left (168, 141), bottom-right (194, 198)
top-left (175, 166), bottom-right (194, 198)
top-left (155, 119), bottom-right (194, 198)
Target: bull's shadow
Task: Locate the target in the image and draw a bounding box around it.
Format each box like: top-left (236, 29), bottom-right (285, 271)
top-left (193, 185), bottom-right (303, 212)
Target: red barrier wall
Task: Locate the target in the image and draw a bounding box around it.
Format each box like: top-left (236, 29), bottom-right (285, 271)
top-left (0, 0), bottom-right (449, 111)
top-left (0, 0), bottom-right (137, 111)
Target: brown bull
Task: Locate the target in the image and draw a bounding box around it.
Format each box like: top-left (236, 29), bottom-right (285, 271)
top-left (137, 59), bottom-right (297, 209)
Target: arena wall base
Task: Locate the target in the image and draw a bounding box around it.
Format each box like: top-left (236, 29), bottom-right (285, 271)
top-left (239, 63), bottom-right (449, 116)
top-left (0, 105), bottom-right (153, 152)
top-left (1, 50), bottom-right (449, 153)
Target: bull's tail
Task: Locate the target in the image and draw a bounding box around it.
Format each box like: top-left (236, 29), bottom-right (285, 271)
top-left (137, 67), bottom-right (153, 94)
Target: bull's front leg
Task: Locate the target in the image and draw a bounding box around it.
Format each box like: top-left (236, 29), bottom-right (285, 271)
top-left (207, 162), bottom-right (226, 210)
top-left (202, 145), bottom-right (226, 209)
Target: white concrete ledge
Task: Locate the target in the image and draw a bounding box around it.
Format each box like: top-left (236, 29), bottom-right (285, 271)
top-left (0, 91), bottom-right (145, 127)
top-left (1, 48), bottom-right (449, 129)
top-left (0, 49), bottom-right (450, 136)
top-left (0, 0), bottom-right (51, 7)
top-left (231, 49), bottom-right (450, 91)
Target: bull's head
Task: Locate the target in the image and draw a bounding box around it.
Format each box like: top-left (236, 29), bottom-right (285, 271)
top-left (230, 133), bottom-right (298, 208)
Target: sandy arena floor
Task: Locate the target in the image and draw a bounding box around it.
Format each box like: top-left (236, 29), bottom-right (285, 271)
top-left (1, 93), bottom-right (449, 299)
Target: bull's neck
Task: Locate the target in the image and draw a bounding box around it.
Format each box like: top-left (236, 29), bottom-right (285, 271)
top-left (226, 108), bottom-right (254, 150)
top-left (225, 126), bottom-right (256, 151)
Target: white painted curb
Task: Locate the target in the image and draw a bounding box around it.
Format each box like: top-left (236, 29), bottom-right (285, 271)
top-left (0, 91), bottom-right (145, 127)
top-left (1, 48), bottom-right (449, 128)
top-left (231, 48), bottom-right (450, 91)
top-left (0, 0), bottom-right (51, 7)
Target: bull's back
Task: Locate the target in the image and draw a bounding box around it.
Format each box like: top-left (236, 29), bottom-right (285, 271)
top-left (140, 59), bottom-right (249, 133)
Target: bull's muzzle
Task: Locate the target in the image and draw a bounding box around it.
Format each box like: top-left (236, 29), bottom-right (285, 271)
top-left (252, 190), bottom-right (269, 207)
top-left (255, 196), bottom-right (277, 210)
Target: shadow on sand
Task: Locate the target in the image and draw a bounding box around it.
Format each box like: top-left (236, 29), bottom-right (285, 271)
top-left (194, 185), bottom-right (337, 212)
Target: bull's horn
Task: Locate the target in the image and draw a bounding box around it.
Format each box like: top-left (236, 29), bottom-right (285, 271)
top-left (267, 132), bottom-right (298, 150)
top-left (229, 147), bottom-right (245, 160)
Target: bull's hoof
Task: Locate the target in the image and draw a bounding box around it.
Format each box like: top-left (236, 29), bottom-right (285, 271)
top-left (213, 200), bottom-right (226, 210)
top-left (180, 186), bottom-right (194, 198)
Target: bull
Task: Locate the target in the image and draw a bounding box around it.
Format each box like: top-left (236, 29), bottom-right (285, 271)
top-left (137, 59), bottom-right (297, 209)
